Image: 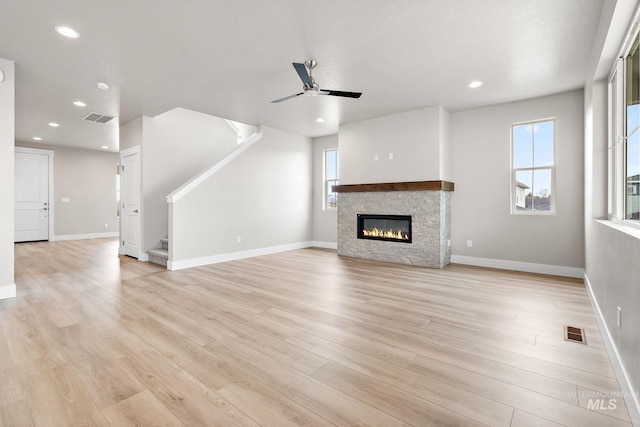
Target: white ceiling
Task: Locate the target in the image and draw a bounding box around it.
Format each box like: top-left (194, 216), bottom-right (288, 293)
top-left (0, 0), bottom-right (606, 152)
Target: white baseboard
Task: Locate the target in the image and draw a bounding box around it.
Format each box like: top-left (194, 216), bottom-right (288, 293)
top-left (584, 274), bottom-right (640, 426)
top-left (53, 232), bottom-right (119, 241)
top-left (0, 284), bottom-right (16, 300)
top-left (168, 241), bottom-right (313, 271)
top-left (450, 255), bottom-right (584, 278)
top-left (311, 241), bottom-right (338, 250)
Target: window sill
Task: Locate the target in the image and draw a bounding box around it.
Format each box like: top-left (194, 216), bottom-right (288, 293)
top-left (511, 211), bottom-right (556, 216)
top-left (595, 219), bottom-right (640, 240)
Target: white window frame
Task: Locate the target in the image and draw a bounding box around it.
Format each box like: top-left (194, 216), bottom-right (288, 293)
top-left (323, 148), bottom-right (339, 210)
top-left (608, 17), bottom-right (640, 228)
top-left (609, 58), bottom-right (626, 221)
top-left (510, 118), bottom-right (557, 215)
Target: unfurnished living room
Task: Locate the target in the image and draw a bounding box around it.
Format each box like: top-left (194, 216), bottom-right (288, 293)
top-left (1, 1), bottom-right (640, 426)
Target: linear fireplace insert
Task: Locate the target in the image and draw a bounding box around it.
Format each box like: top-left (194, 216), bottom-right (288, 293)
top-left (357, 214), bottom-right (412, 243)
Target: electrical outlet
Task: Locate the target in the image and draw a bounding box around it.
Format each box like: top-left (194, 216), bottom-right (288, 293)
top-left (617, 307), bottom-right (622, 328)
top-left (237, 236), bottom-right (242, 244)
top-left (373, 154), bottom-right (379, 161)
top-left (467, 240), bottom-right (473, 248)
top-left (388, 152), bottom-right (394, 160)
top-left (104, 223), bottom-right (109, 228)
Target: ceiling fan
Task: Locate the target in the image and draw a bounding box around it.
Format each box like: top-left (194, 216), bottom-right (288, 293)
top-left (271, 60), bottom-right (362, 103)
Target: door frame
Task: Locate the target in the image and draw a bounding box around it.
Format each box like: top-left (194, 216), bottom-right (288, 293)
top-left (14, 146), bottom-right (54, 242)
top-left (119, 145), bottom-right (142, 258)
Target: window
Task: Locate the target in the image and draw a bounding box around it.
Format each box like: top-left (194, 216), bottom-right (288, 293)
top-left (324, 149), bottom-right (339, 210)
top-left (626, 35), bottom-right (640, 220)
top-left (609, 29), bottom-right (640, 223)
top-left (511, 119), bottom-right (555, 214)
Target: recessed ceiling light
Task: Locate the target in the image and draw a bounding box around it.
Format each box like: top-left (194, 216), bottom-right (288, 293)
top-left (468, 81), bottom-right (483, 89)
top-left (54, 26), bottom-right (80, 38)
top-left (316, 118), bottom-right (325, 123)
top-left (97, 82), bottom-right (110, 90)
top-left (48, 122), bottom-right (60, 127)
top-left (32, 137), bottom-right (42, 141)
top-left (101, 146), bottom-right (109, 150)
top-left (73, 101), bottom-right (87, 107)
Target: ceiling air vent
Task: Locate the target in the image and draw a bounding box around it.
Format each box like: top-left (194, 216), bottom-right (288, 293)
top-left (83, 112), bottom-right (115, 124)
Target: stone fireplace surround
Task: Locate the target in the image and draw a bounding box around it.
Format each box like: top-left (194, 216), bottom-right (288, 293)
top-left (334, 181), bottom-right (453, 268)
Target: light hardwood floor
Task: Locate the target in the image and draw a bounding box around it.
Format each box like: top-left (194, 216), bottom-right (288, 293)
top-left (1, 238), bottom-right (631, 426)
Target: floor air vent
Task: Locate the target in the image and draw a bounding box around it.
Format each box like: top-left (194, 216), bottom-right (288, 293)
top-left (565, 326), bottom-right (586, 344)
top-left (83, 112), bottom-right (115, 124)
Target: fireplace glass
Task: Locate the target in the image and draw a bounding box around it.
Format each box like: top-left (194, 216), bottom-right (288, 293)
top-left (357, 214), bottom-right (412, 243)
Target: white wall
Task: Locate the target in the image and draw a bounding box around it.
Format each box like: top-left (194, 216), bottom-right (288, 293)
top-left (450, 90), bottom-right (585, 271)
top-left (439, 107), bottom-right (452, 181)
top-left (312, 134), bottom-right (338, 246)
top-left (583, 1), bottom-right (640, 418)
top-left (119, 116), bottom-right (143, 152)
top-left (16, 142), bottom-right (120, 239)
top-left (170, 126), bottom-right (312, 266)
top-left (133, 108), bottom-right (240, 252)
top-left (338, 107), bottom-right (446, 184)
top-left (0, 58), bottom-right (15, 299)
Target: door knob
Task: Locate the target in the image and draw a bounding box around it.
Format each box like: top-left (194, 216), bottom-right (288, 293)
top-left (43, 207), bottom-right (48, 211)
top-left (133, 209), bottom-right (139, 213)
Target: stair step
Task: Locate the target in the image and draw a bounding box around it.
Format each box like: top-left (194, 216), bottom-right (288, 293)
top-left (148, 248), bottom-right (168, 257)
top-left (147, 248), bottom-right (168, 267)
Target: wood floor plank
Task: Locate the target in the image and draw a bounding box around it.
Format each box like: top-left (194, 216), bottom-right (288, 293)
top-left (534, 334), bottom-right (610, 361)
top-left (510, 409), bottom-right (563, 426)
top-left (15, 357), bottom-right (110, 427)
top-left (68, 357), bottom-right (147, 410)
top-left (0, 398), bottom-right (36, 427)
top-left (289, 331), bottom-right (514, 426)
top-left (125, 286), bottom-right (227, 345)
top-left (388, 335), bottom-right (578, 404)
top-left (67, 303), bottom-right (151, 358)
top-left (0, 366), bottom-right (25, 407)
top-left (312, 361), bottom-right (487, 426)
top-left (7, 239), bottom-right (631, 427)
top-left (122, 348), bottom-right (260, 427)
top-left (0, 308), bottom-right (65, 365)
top-left (101, 390), bottom-right (186, 427)
top-left (217, 381), bottom-right (336, 427)
top-left (407, 354), bottom-right (630, 427)
top-left (260, 308), bottom-right (418, 367)
top-left (348, 320), bottom-right (620, 393)
top-left (126, 316), bottom-right (247, 392)
top-left (208, 337), bottom-right (405, 427)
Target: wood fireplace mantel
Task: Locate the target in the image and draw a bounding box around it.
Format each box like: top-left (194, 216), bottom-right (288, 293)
top-left (333, 180), bottom-right (454, 193)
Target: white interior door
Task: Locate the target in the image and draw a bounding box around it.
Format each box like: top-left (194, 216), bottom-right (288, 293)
top-left (15, 149), bottom-right (51, 242)
top-left (120, 148), bottom-right (141, 258)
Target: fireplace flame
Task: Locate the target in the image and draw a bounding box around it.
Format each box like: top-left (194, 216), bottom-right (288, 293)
top-left (362, 227), bottom-right (409, 240)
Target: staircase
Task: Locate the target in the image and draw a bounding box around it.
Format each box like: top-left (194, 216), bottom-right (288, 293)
top-left (147, 238), bottom-right (168, 267)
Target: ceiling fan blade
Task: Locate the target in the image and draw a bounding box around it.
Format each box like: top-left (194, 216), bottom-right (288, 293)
top-left (293, 63), bottom-right (312, 86)
top-left (271, 92), bottom-right (304, 103)
top-left (320, 90), bottom-right (362, 99)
